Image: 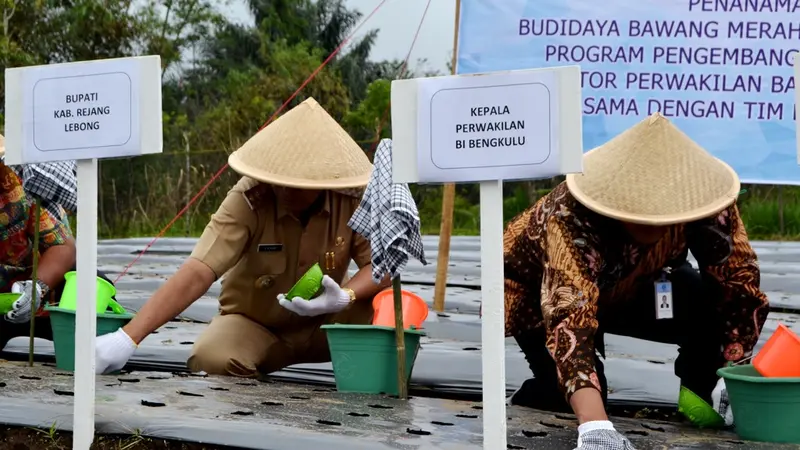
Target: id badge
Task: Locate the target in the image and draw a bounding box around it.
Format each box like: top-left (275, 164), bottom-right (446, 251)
top-left (655, 280), bottom-right (673, 320)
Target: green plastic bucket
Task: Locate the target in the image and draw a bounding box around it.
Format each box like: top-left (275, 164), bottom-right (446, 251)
top-left (678, 385), bottom-right (725, 428)
top-left (322, 324), bottom-right (424, 396)
top-left (58, 271), bottom-right (125, 314)
top-left (45, 305), bottom-right (134, 372)
top-left (718, 364), bottom-right (800, 443)
top-left (0, 293), bottom-right (20, 314)
top-left (285, 263), bottom-right (324, 300)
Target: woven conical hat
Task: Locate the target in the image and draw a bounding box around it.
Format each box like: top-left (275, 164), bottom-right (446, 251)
top-left (566, 113), bottom-right (740, 225)
top-left (228, 98), bottom-right (372, 189)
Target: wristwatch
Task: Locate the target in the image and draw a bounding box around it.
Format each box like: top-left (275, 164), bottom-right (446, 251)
top-left (342, 287), bottom-right (357, 303)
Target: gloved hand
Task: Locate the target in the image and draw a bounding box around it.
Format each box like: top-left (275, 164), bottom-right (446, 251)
top-left (6, 280), bottom-right (47, 323)
top-left (278, 275), bottom-right (351, 317)
top-left (575, 421), bottom-right (637, 450)
top-left (711, 378), bottom-right (734, 427)
top-left (95, 328), bottom-right (137, 374)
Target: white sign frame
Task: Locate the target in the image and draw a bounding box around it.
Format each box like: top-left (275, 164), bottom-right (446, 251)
top-left (391, 66), bottom-right (583, 449)
top-left (4, 55), bottom-right (162, 450)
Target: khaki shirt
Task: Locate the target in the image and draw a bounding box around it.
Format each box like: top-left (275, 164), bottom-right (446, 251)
top-left (190, 177), bottom-right (373, 331)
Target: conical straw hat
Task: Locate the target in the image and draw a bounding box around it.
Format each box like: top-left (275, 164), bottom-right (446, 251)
top-left (228, 98), bottom-right (372, 189)
top-left (566, 113), bottom-right (740, 225)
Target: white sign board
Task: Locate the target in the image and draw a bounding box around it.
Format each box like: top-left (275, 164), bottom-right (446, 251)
top-left (390, 66), bottom-right (583, 450)
top-left (392, 66), bottom-right (583, 184)
top-left (4, 55), bottom-right (162, 450)
top-left (4, 56), bottom-right (162, 164)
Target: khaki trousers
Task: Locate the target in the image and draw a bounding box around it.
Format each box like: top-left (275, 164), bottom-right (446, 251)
top-left (188, 300), bottom-right (372, 377)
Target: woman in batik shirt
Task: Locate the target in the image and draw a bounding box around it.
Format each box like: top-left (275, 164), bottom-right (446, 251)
top-left (504, 113), bottom-right (768, 450)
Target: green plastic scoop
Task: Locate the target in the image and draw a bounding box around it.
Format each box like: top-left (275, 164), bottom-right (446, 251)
top-left (678, 385), bottom-right (725, 428)
top-left (285, 263), bottom-right (324, 301)
top-left (0, 293), bottom-right (21, 314)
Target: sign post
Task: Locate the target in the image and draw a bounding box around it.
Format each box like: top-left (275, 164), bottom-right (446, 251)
top-left (4, 56), bottom-right (162, 449)
top-left (391, 66), bottom-right (583, 448)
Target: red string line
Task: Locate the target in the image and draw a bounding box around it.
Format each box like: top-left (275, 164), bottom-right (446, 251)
top-left (114, 0), bottom-right (432, 283)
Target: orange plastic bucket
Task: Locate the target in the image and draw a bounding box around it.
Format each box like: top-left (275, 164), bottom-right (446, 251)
top-left (372, 289), bottom-right (428, 329)
top-left (753, 323), bottom-right (800, 378)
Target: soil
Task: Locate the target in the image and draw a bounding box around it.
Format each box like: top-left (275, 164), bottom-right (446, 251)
top-left (0, 426), bottom-right (242, 449)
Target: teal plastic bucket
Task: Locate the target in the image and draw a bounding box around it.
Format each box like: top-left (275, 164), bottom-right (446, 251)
top-left (322, 324), bottom-right (424, 396)
top-left (58, 271), bottom-right (125, 314)
top-left (718, 364), bottom-right (800, 443)
top-left (45, 305), bottom-right (134, 372)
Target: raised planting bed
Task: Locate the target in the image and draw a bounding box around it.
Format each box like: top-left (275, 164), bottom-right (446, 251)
top-left (0, 426), bottom-right (242, 449)
top-left (0, 362), bottom-right (795, 449)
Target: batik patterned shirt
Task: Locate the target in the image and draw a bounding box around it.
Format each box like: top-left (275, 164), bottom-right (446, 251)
top-left (503, 182), bottom-right (769, 400)
top-left (0, 163), bottom-right (71, 293)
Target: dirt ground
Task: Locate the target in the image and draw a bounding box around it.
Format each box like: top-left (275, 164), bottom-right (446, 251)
top-left (0, 426), bottom-right (241, 450)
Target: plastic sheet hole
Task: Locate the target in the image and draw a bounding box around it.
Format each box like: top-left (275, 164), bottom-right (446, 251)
top-left (646, 360), bottom-right (666, 365)
top-left (118, 378), bottom-right (140, 383)
top-left (317, 420), bottom-right (341, 426)
top-left (146, 376), bottom-right (170, 380)
top-left (725, 441), bottom-right (745, 445)
top-left (210, 387), bottom-right (229, 391)
top-left (641, 423), bottom-right (666, 432)
top-left (471, 405), bottom-right (483, 410)
top-left (19, 376), bottom-right (40, 380)
top-left (262, 401), bottom-right (283, 406)
top-left (521, 430), bottom-right (547, 438)
top-left (289, 395), bottom-right (310, 400)
top-left (141, 400), bottom-right (166, 407)
top-left (507, 445), bottom-right (526, 449)
top-left (231, 411), bottom-right (254, 416)
top-left (431, 421), bottom-right (453, 426)
top-left (164, 326), bottom-right (177, 329)
top-left (626, 430), bottom-right (648, 437)
top-left (456, 414), bottom-right (478, 419)
top-left (178, 391), bottom-right (204, 397)
top-left (539, 421), bottom-right (565, 429)
top-left (180, 341), bottom-right (194, 345)
top-left (348, 412), bottom-right (369, 417)
top-left (0, 382), bottom-right (6, 388)
top-left (463, 347), bottom-right (479, 351)
top-left (437, 313), bottom-right (450, 318)
top-left (406, 428), bottom-right (431, 436)
top-left (55, 373), bottom-right (73, 377)
top-left (368, 404), bottom-right (392, 409)
top-left (53, 389), bottom-right (74, 396)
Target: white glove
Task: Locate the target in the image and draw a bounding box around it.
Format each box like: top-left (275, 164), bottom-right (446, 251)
top-left (95, 328), bottom-right (137, 374)
top-left (576, 421), bottom-right (637, 450)
top-left (711, 378), bottom-right (734, 427)
top-left (278, 275), bottom-right (351, 317)
top-left (6, 280), bottom-right (47, 323)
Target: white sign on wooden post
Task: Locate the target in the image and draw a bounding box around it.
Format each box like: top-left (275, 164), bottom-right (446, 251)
top-left (5, 55), bottom-right (162, 450)
top-left (391, 66), bottom-right (582, 449)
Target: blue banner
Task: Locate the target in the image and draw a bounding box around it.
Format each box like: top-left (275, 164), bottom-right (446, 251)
top-left (456, 0), bottom-right (799, 184)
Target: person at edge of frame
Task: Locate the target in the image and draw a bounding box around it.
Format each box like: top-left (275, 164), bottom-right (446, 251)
top-left (0, 137), bottom-right (114, 351)
top-left (503, 112), bottom-right (769, 449)
top-left (94, 97), bottom-right (392, 377)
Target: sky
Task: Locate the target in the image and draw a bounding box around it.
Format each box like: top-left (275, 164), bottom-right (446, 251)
top-left (225, 0), bottom-right (456, 73)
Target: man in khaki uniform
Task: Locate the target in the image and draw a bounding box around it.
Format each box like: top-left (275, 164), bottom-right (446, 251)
top-left (94, 98), bottom-right (388, 376)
